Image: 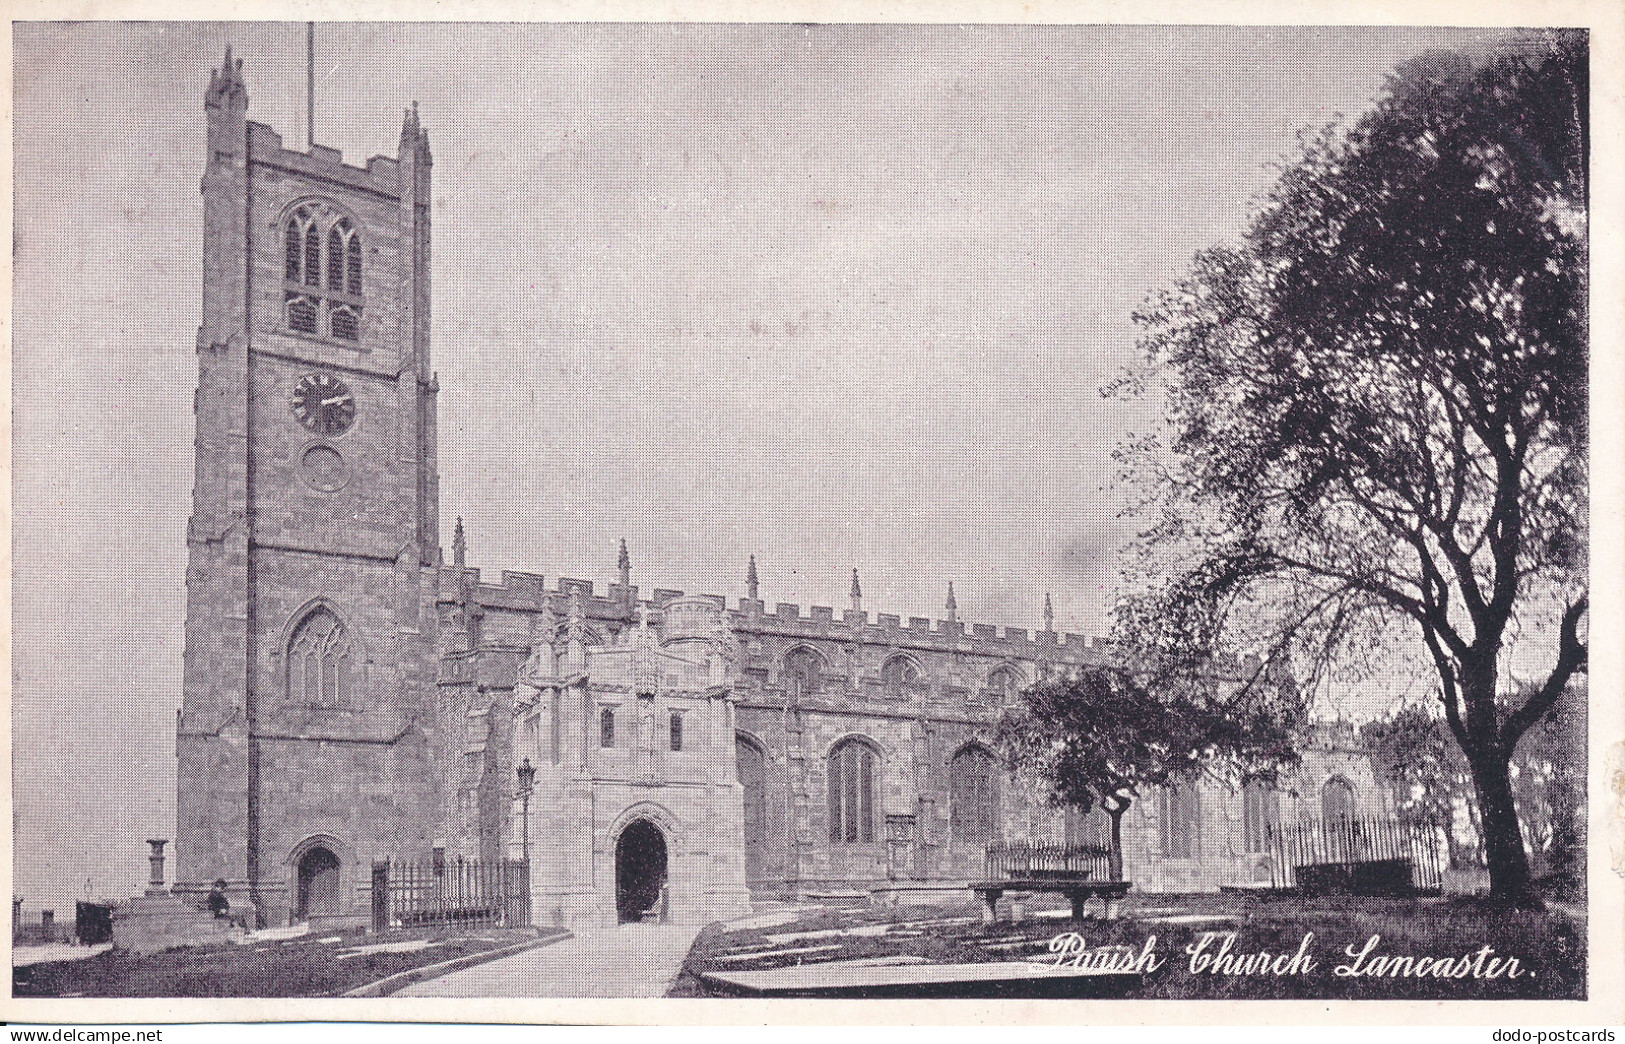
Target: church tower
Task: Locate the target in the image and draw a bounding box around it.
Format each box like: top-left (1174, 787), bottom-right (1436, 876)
top-left (175, 48), bottom-right (443, 927)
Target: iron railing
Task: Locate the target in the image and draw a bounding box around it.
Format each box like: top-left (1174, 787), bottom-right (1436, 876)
top-left (1267, 815), bottom-right (1444, 893)
top-left (985, 841), bottom-right (1114, 882)
top-left (371, 856), bottom-right (530, 930)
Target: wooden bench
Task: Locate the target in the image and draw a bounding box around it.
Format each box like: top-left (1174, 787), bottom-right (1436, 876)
top-left (969, 878), bottom-right (1132, 923)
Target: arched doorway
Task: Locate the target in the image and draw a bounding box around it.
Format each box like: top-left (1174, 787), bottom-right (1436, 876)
top-left (1322, 776), bottom-right (1357, 826)
top-left (296, 846), bottom-right (341, 920)
top-left (1322, 776), bottom-right (1358, 861)
top-left (615, 819), bottom-right (668, 924)
top-left (735, 736), bottom-right (768, 884)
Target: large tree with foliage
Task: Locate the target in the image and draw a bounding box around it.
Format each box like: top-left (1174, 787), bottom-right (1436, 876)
top-left (996, 665), bottom-right (1299, 880)
top-left (1115, 33), bottom-right (1587, 907)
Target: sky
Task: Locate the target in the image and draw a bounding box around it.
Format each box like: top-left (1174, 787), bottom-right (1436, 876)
top-left (10, 21), bottom-right (1502, 911)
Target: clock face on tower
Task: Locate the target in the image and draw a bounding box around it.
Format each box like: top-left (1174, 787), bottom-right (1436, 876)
top-left (290, 373), bottom-right (356, 436)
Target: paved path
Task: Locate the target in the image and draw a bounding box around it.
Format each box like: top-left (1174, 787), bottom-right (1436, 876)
top-left (12, 942), bottom-right (114, 967)
top-left (398, 923), bottom-right (699, 998)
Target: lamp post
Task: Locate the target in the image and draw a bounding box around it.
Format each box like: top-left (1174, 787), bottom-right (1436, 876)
top-left (515, 758), bottom-right (536, 865)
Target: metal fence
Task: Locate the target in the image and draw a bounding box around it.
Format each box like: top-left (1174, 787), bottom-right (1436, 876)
top-left (1267, 815), bottom-right (1444, 893)
top-left (371, 857), bottom-right (531, 930)
top-left (986, 841), bottom-right (1114, 882)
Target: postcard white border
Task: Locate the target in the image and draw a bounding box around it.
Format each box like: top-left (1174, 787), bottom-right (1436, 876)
top-left (4, 0), bottom-right (1621, 1026)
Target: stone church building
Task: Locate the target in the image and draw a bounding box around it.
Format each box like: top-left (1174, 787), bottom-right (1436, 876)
top-left (174, 51), bottom-right (1389, 930)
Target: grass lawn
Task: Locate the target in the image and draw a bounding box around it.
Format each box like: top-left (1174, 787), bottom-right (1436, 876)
top-left (13, 925), bottom-right (565, 998)
top-left (672, 892), bottom-right (1585, 1000)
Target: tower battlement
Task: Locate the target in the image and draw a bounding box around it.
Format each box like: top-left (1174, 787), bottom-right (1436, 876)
top-left (244, 121), bottom-right (407, 195)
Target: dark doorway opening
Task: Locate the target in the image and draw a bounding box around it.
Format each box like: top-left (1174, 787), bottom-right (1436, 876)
top-left (736, 736), bottom-right (768, 885)
top-left (296, 846), bottom-right (341, 920)
top-left (615, 820), bottom-right (668, 924)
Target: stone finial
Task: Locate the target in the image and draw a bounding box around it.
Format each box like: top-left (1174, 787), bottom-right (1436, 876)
top-left (746, 554), bottom-right (759, 601)
top-left (850, 568), bottom-right (863, 613)
top-left (945, 581), bottom-right (958, 623)
top-left (1043, 592), bottom-right (1054, 633)
top-left (208, 45), bottom-right (247, 106)
top-left (452, 516), bottom-right (466, 567)
top-left (617, 538), bottom-right (633, 609)
top-left (397, 101), bottom-right (432, 162)
top-left (535, 596), bottom-right (561, 645)
top-left (400, 100), bottom-right (421, 150)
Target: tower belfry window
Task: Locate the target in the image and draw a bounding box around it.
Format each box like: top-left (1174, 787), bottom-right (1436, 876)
top-left (330, 304), bottom-right (359, 342)
top-left (286, 294), bottom-right (318, 335)
top-left (304, 225), bottom-right (321, 286)
top-left (327, 227), bottom-right (345, 290)
top-left (282, 203), bottom-right (363, 344)
top-left (346, 235), bottom-right (362, 295)
top-left (285, 217), bottom-right (303, 280)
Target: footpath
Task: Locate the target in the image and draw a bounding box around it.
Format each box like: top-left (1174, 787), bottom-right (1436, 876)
top-left (397, 923), bottom-right (699, 998)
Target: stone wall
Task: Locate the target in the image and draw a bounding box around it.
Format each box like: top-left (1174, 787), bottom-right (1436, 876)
top-left (438, 569), bottom-right (1388, 902)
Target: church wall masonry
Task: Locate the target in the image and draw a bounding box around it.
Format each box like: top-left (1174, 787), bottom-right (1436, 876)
top-left (436, 559), bottom-right (1389, 914)
top-left (177, 51), bottom-right (1393, 931)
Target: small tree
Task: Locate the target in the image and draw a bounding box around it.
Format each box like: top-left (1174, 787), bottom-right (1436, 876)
top-left (1363, 686), bottom-right (1586, 886)
top-left (1362, 704), bottom-right (1483, 868)
top-left (1116, 33), bottom-right (1587, 906)
top-left (996, 665), bottom-right (1299, 880)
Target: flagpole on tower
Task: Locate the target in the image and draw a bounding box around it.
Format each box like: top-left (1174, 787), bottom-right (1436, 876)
top-left (306, 21), bottom-right (315, 149)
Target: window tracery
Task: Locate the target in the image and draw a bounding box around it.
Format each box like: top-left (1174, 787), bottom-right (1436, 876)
top-left (282, 203), bottom-right (363, 342)
top-left (828, 738), bottom-right (878, 844)
top-left (286, 606), bottom-right (353, 708)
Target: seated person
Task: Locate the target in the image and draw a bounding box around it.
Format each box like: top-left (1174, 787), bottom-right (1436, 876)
top-left (206, 879), bottom-right (230, 919)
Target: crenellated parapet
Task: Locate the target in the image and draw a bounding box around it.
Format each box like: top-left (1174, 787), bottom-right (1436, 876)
top-left (435, 546), bottom-right (1269, 713)
top-left (243, 121), bottom-right (407, 197)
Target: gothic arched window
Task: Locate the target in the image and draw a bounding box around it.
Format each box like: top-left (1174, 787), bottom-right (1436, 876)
top-left (1242, 776), bottom-right (1279, 854)
top-left (287, 606), bottom-right (353, 708)
top-left (881, 655), bottom-right (920, 698)
top-left (600, 707), bottom-right (616, 749)
top-left (282, 203), bottom-right (363, 343)
top-left (828, 738), bottom-right (878, 844)
top-left (783, 647), bottom-right (822, 698)
top-left (949, 745), bottom-right (999, 844)
top-left (346, 233), bottom-right (362, 295)
top-left (304, 223), bottom-right (321, 286)
top-left (327, 226), bottom-right (346, 291)
top-left (285, 213), bottom-right (305, 280)
top-left (988, 664), bottom-right (1024, 702)
top-left (1160, 782), bottom-right (1200, 858)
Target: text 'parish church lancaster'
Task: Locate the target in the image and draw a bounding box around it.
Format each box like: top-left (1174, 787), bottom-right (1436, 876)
top-left (175, 50), bottom-right (1388, 929)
